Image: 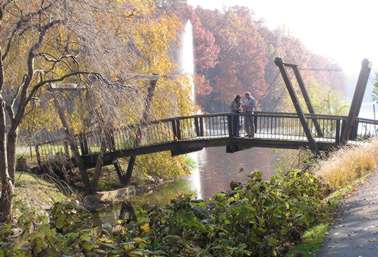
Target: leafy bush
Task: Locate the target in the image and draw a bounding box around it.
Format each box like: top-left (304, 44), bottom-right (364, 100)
top-left (0, 170), bottom-right (328, 257)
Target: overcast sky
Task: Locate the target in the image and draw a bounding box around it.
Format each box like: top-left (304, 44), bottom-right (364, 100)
top-left (188, 0), bottom-right (378, 76)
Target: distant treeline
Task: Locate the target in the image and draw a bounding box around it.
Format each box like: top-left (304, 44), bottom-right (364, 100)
top-left (162, 2), bottom-right (346, 112)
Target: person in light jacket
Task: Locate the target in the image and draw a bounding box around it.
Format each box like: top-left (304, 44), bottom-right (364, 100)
top-left (242, 92), bottom-right (256, 137)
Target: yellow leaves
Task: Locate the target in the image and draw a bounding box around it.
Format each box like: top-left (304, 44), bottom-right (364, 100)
top-left (21, 99), bottom-right (61, 133)
top-left (114, 0), bottom-right (155, 16)
top-left (151, 76), bottom-right (194, 120)
top-left (139, 223), bottom-right (150, 234)
top-left (131, 15), bottom-right (181, 74)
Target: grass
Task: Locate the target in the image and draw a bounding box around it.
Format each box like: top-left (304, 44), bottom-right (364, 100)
top-left (316, 139), bottom-right (378, 189)
top-left (286, 138), bottom-right (378, 257)
top-left (13, 172), bottom-right (71, 218)
top-left (287, 224), bottom-right (329, 257)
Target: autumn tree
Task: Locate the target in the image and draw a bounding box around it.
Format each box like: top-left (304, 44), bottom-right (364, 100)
top-left (191, 5), bottom-right (346, 112)
top-left (13, 0), bottom-right (193, 191)
top-left (194, 7), bottom-right (268, 111)
top-left (0, 0), bottom-right (149, 222)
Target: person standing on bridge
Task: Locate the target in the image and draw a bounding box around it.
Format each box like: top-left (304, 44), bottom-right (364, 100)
top-left (230, 95), bottom-right (241, 137)
top-left (242, 92), bottom-right (256, 137)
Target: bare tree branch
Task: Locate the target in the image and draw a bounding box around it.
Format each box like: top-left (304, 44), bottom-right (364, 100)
top-left (36, 52), bottom-right (78, 74)
top-left (1, 1), bottom-right (55, 60)
top-left (11, 70), bottom-right (95, 131)
top-left (10, 19), bottom-right (63, 130)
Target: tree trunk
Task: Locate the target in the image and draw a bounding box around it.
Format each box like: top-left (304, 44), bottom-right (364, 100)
top-left (7, 129), bottom-right (17, 183)
top-left (0, 98), bottom-right (13, 223)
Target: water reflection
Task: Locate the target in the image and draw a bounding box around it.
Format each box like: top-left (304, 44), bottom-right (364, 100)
top-left (188, 152), bottom-right (203, 199)
top-left (99, 147), bottom-right (286, 224)
top-left (193, 147), bottom-right (275, 199)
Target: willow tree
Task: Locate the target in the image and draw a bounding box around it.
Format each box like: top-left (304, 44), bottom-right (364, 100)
top-left (0, 0), bottom-right (142, 222)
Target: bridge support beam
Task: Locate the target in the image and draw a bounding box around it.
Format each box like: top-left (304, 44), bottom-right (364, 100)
top-left (340, 59), bottom-right (372, 144)
top-left (291, 65), bottom-right (324, 138)
top-left (114, 157), bottom-right (135, 186)
top-left (275, 57), bottom-right (320, 156)
top-left (53, 95), bottom-right (94, 193)
top-left (115, 76), bottom-right (158, 186)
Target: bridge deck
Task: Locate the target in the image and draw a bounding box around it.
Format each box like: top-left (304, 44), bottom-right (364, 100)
top-left (34, 112), bottom-right (378, 169)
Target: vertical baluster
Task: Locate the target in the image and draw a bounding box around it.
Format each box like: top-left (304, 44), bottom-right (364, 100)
top-left (194, 117), bottom-right (200, 138)
top-left (208, 117), bottom-right (212, 137)
top-left (218, 116), bottom-right (221, 136)
top-left (290, 118), bottom-right (294, 139)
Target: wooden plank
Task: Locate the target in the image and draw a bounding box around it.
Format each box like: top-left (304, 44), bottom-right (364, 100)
top-left (275, 57), bottom-right (320, 155)
top-left (340, 59), bottom-right (372, 144)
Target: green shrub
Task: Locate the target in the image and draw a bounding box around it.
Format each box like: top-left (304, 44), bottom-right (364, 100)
top-left (0, 170), bottom-right (328, 257)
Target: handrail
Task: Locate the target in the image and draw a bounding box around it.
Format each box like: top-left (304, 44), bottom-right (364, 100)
top-left (35, 111), bottom-right (378, 146)
top-left (149, 111), bottom-right (350, 122)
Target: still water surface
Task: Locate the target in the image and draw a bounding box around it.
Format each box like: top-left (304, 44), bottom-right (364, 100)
top-left (189, 147), bottom-right (275, 199)
top-left (99, 147), bottom-right (279, 223)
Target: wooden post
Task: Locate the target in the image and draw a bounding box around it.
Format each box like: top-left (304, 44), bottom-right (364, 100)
top-left (171, 119), bottom-right (178, 140)
top-left (79, 133), bottom-right (89, 155)
top-left (63, 141), bottom-right (70, 156)
top-left (335, 119), bottom-right (341, 145)
top-left (194, 117), bottom-right (200, 137)
top-left (275, 57), bottom-right (319, 155)
top-left (254, 114), bottom-right (258, 133)
top-left (35, 145), bottom-right (42, 167)
top-left (340, 59), bottom-right (372, 144)
top-left (199, 117), bottom-right (204, 136)
top-left (227, 114), bottom-right (233, 137)
top-left (351, 120), bottom-right (359, 140)
top-left (176, 119), bottom-right (182, 140)
top-left (291, 65), bottom-right (324, 138)
top-left (114, 157), bottom-right (135, 186)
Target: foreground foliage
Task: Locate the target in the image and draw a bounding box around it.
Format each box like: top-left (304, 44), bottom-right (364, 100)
top-left (0, 170), bottom-right (329, 257)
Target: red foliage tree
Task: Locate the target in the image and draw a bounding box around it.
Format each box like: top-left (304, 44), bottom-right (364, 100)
top-left (173, 4), bottom-right (346, 112)
top-left (195, 7), bottom-right (269, 110)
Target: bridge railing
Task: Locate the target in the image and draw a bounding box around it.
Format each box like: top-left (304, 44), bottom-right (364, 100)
top-left (355, 118), bottom-right (378, 140)
top-left (34, 112), bottom-right (378, 165)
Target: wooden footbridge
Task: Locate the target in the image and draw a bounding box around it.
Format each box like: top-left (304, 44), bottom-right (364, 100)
top-left (32, 57), bottom-right (378, 192)
top-left (35, 112), bottom-right (378, 167)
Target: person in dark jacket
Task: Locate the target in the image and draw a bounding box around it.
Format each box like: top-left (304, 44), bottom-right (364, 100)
top-left (230, 95), bottom-right (241, 137)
